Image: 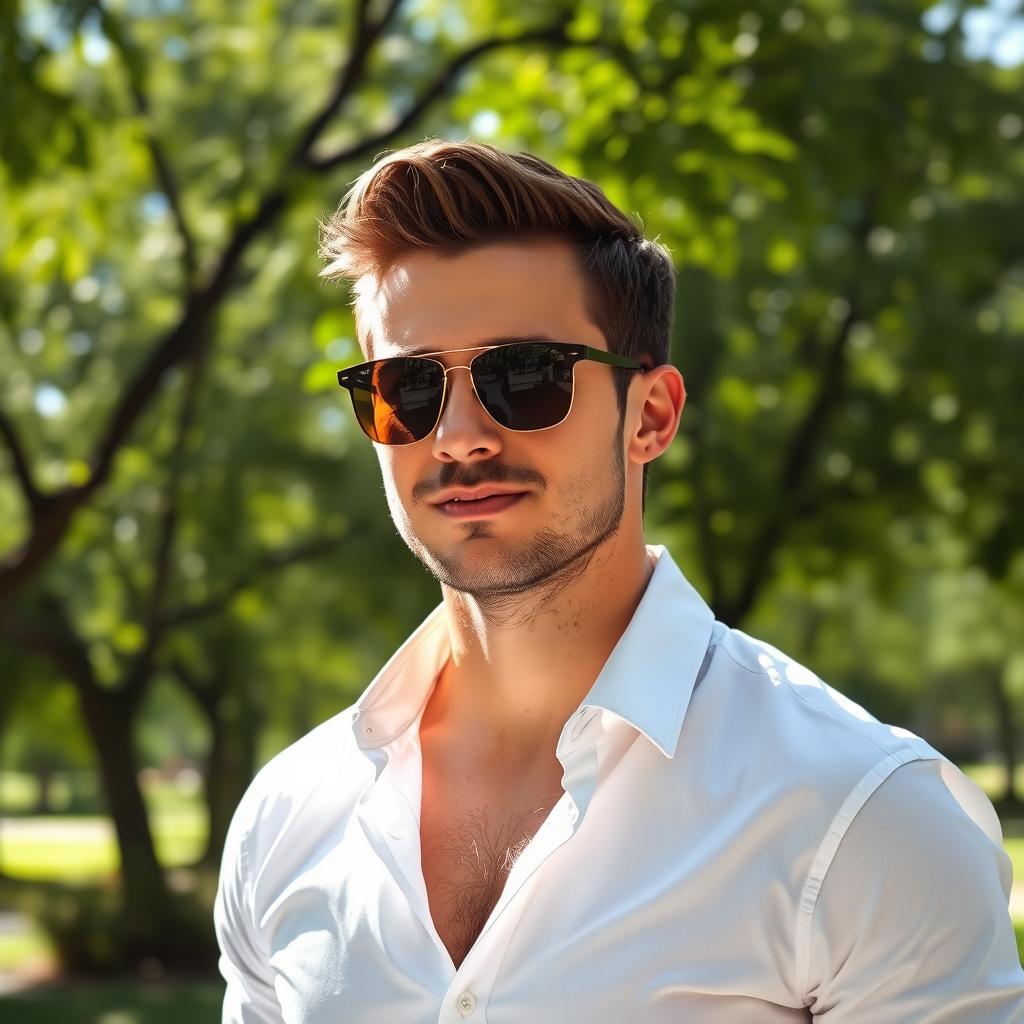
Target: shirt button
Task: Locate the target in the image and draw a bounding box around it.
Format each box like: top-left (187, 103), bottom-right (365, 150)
top-left (456, 991), bottom-right (477, 1016)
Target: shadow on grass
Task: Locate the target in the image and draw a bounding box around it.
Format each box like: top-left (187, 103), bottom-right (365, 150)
top-left (0, 978), bottom-right (223, 1023)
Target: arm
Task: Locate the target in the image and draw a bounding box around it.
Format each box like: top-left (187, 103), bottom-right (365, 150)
top-left (802, 757), bottom-right (1024, 1022)
top-left (214, 808), bottom-right (285, 1024)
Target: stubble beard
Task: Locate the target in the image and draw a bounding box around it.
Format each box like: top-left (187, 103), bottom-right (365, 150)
top-left (401, 421), bottom-right (627, 612)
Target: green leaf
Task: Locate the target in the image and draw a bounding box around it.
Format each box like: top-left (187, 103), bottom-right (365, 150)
top-left (302, 360), bottom-right (341, 393)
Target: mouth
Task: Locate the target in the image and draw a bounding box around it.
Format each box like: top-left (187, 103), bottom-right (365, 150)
top-left (434, 492), bottom-right (529, 520)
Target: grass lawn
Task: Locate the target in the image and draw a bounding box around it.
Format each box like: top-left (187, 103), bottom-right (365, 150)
top-left (0, 771), bottom-right (207, 881)
top-left (0, 980), bottom-right (223, 1023)
top-left (1006, 838), bottom-right (1024, 883)
top-left (0, 813), bottom-right (205, 880)
top-left (0, 770), bottom-right (211, 1014)
top-left (0, 928), bottom-right (52, 972)
top-left (960, 763), bottom-right (1024, 802)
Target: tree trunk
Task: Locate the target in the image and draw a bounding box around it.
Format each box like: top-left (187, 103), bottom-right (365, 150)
top-left (74, 684), bottom-right (169, 915)
top-left (34, 765), bottom-right (55, 813)
top-left (200, 700), bottom-right (250, 868)
top-left (987, 666), bottom-right (1021, 809)
top-left (195, 619), bottom-right (260, 868)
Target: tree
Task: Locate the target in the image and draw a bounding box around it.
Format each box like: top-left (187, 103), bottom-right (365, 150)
top-left (0, 0), bottom-right (591, 963)
top-left (1, 0), bottom-right (1021, 970)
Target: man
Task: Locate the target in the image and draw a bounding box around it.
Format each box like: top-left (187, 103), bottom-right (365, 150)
top-left (215, 139), bottom-right (1024, 1022)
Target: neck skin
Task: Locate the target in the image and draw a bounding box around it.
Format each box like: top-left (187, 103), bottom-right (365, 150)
top-left (419, 495), bottom-right (655, 782)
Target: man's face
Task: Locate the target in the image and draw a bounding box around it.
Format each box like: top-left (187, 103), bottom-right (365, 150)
top-left (359, 240), bottom-right (630, 600)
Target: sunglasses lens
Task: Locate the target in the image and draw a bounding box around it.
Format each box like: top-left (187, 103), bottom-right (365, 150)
top-left (352, 358), bottom-right (444, 444)
top-left (472, 344), bottom-right (573, 430)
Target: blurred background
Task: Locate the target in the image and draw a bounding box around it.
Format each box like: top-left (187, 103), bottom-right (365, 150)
top-left (0, 0), bottom-right (1022, 1019)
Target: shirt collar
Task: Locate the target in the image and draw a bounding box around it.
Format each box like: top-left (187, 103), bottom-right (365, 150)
top-left (575, 544), bottom-right (715, 758)
top-left (351, 544), bottom-right (716, 760)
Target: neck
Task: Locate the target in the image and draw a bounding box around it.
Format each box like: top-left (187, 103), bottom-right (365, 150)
top-left (422, 520), bottom-right (655, 772)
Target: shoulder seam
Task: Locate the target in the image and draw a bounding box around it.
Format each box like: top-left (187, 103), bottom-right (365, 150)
top-left (714, 641), bottom-right (767, 678)
top-left (716, 634), bottom-right (896, 761)
top-left (793, 750), bottom-right (941, 1002)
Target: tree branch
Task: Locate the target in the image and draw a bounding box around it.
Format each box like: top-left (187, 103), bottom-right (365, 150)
top-left (0, 289), bottom-right (220, 606)
top-left (724, 302), bottom-right (861, 625)
top-left (96, 3), bottom-right (197, 284)
top-left (123, 333), bottom-right (209, 697)
top-left (160, 532), bottom-right (347, 629)
top-left (0, 10), bottom-right (581, 609)
top-left (293, 0), bottom-right (406, 168)
top-left (167, 655), bottom-right (217, 715)
top-left (0, 407), bottom-right (44, 519)
top-left (713, 193), bottom-right (879, 627)
top-left (0, 593), bottom-right (100, 701)
top-left (308, 17), bottom-right (574, 173)
top-left (673, 274), bottom-right (729, 611)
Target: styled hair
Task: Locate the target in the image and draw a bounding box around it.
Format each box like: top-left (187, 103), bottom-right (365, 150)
top-left (318, 138), bottom-right (676, 497)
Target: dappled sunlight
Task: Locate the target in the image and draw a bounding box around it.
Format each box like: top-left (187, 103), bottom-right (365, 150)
top-left (756, 651), bottom-right (783, 687)
top-left (0, 772), bottom-right (207, 883)
top-left (1, 0), bottom-right (1021, 1012)
top-left (751, 641), bottom-right (878, 724)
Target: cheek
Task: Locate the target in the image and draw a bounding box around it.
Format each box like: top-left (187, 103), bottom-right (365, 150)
top-left (375, 449), bottom-right (405, 507)
top-left (375, 449), bottom-right (423, 530)
top-left (564, 382), bottom-right (619, 453)
top-left (571, 364), bottom-right (619, 423)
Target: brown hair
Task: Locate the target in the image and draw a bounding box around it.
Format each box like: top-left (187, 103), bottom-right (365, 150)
top-left (319, 139), bottom-right (676, 495)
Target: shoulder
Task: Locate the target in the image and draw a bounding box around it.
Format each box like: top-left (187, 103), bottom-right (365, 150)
top-left (215, 705), bottom-right (368, 955)
top-left (690, 620), bottom-right (1003, 887)
top-left (220, 705), bottom-right (370, 883)
top-left (683, 624), bottom-right (1019, 1008)
top-left (800, 756), bottom-right (1023, 1015)
top-left (699, 621), bottom-right (941, 782)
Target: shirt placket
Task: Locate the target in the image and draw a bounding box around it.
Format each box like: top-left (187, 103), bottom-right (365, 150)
top-left (433, 708), bottom-right (604, 1022)
top-left (357, 707), bottom-right (603, 1022)
top-left (355, 716), bottom-right (449, 977)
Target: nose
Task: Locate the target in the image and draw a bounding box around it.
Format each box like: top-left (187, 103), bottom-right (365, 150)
top-left (431, 366), bottom-right (503, 464)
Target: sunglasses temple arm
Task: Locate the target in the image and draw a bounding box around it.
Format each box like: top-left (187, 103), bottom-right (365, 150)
top-left (582, 346), bottom-right (646, 371)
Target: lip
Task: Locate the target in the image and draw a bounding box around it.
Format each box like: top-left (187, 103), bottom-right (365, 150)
top-left (433, 491), bottom-right (529, 520)
top-left (430, 486), bottom-right (530, 505)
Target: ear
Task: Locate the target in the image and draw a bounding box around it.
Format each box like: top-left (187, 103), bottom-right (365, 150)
top-left (626, 365), bottom-right (686, 467)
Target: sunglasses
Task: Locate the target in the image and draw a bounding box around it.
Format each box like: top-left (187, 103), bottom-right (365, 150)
top-left (336, 341), bottom-right (646, 446)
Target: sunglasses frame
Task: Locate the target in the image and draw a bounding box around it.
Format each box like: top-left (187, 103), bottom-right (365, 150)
top-left (336, 341), bottom-right (647, 445)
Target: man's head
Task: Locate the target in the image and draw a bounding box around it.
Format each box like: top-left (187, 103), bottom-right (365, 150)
top-left (319, 139), bottom-right (685, 601)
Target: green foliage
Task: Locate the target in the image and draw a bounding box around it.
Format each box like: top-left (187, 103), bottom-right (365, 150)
top-left (34, 884), bottom-right (217, 974)
top-left (0, 0), bottom-right (1022, 977)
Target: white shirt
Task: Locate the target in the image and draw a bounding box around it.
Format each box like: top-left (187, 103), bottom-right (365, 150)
top-left (215, 544), bottom-right (1024, 1023)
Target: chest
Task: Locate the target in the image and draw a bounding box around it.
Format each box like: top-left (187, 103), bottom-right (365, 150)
top-left (418, 765), bottom-right (565, 969)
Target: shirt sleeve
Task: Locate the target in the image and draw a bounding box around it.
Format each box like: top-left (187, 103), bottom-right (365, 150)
top-left (803, 756), bottom-right (1024, 1022)
top-left (214, 804), bottom-right (285, 1024)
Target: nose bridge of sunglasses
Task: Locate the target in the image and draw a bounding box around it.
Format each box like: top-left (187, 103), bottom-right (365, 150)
top-left (435, 363), bottom-right (489, 423)
top-left (441, 363), bottom-right (474, 377)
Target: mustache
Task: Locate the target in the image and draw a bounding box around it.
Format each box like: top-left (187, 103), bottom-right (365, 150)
top-left (412, 463), bottom-right (546, 502)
